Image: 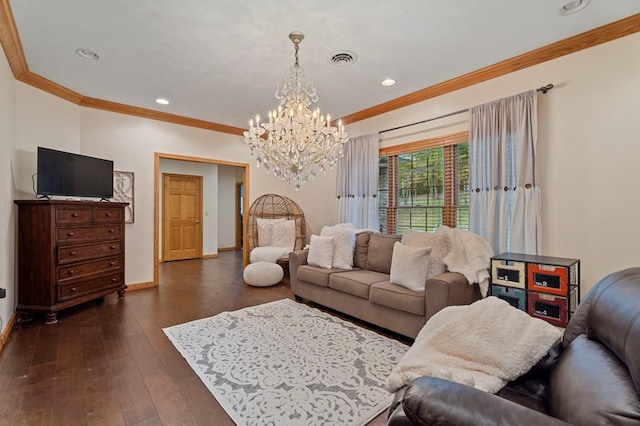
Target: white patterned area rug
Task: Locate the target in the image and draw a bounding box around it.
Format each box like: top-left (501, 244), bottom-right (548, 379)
top-left (163, 298), bottom-right (409, 425)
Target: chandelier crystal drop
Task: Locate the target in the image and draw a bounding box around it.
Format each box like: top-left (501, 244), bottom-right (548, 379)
top-left (243, 31), bottom-right (348, 190)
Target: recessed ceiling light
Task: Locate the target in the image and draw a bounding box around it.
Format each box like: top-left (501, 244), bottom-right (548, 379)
top-left (381, 78), bottom-right (396, 87)
top-left (559, 0), bottom-right (590, 15)
top-left (75, 48), bottom-right (99, 60)
top-left (155, 98), bottom-right (170, 105)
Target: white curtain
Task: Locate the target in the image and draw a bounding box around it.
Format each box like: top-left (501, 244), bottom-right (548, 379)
top-left (336, 133), bottom-right (380, 229)
top-left (469, 90), bottom-right (541, 255)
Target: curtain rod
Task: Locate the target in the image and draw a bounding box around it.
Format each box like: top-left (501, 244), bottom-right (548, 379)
top-left (379, 84), bottom-right (554, 135)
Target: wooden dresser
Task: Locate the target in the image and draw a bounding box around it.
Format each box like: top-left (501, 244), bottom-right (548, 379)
top-left (14, 200), bottom-right (128, 324)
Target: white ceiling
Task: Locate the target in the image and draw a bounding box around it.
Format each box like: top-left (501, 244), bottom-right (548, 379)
top-left (9, 1), bottom-right (640, 130)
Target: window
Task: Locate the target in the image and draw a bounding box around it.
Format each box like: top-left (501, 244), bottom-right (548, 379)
top-left (378, 131), bottom-right (469, 234)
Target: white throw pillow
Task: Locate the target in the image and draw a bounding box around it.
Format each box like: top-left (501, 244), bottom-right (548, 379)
top-left (320, 223), bottom-right (356, 270)
top-left (307, 235), bottom-right (335, 269)
top-left (270, 219), bottom-right (296, 250)
top-left (390, 242), bottom-right (431, 292)
top-left (256, 217), bottom-right (285, 247)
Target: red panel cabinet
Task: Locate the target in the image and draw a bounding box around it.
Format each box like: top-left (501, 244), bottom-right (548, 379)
top-left (490, 253), bottom-right (580, 327)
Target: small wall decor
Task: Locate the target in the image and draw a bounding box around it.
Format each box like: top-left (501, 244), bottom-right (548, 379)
top-left (112, 171), bottom-right (134, 223)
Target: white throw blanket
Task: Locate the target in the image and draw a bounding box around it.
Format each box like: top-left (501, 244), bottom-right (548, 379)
top-left (435, 225), bottom-right (494, 296)
top-left (385, 297), bottom-right (562, 394)
top-left (249, 246), bottom-right (291, 263)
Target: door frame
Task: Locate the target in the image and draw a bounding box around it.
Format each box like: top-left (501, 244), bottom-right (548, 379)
top-left (153, 152), bottom-right (250, 287)
top-left (235, 181), bottom-right (243, 250)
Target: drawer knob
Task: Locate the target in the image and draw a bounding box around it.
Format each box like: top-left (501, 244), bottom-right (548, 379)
top-left (106, 213), bottom-right (112, 217)
top-left (69, 270), bottom-right (75, 275)
top-left (69, 251), bottom-right (77, 256)
top-left (110, 245), bottom-right (116, 249)
top-left (109, 262), bottom-right (115, 266)
top-left (109, 229), bottom-right (115, 233)
top-left (72, 213), bottom-right (78, 218)
top-left (71, 287), bottom-right (77, 292)
top-left (111, 278), bottom-right (117, 283)
top-left (67, 232), bottom-right (75, 237)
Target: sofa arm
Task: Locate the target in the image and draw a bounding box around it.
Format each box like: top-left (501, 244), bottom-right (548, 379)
top-left (391, 377), bottom-right (570, 426)
top-left (288, 249), bottom-right (309, 296)
top-left (424, 272), bottom-right (482, 319)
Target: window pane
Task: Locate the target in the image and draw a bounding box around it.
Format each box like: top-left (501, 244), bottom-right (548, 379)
top-left (380, 137), bottom-right (469, 234)
top-left (457, 143), bottom-right (469, 206)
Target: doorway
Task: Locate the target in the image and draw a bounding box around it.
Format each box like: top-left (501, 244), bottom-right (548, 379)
top-left (153, 153), bottom-right (251, 287)
top-left (162, 173), bottom-right (203, 261)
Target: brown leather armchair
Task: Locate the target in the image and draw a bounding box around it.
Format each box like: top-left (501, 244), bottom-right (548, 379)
top-left (387, 267), bottom-right (640, 425)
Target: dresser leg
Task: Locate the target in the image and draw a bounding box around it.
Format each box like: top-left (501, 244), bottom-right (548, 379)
top-left (45, 313), bottom-right (58, 324)
top-left (117, 289), bottom-right (126, 299)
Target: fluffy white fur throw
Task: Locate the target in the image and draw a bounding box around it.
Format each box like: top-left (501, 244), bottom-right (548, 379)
top-left (386, 297), bottom-right (562, 394)
top-left (435, 225), bottom-right (494, 296)
top-left (249, 246), bottom-right (291, 263)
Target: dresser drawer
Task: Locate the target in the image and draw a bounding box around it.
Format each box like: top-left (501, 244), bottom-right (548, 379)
top-left (58, 241), bottom-right (122, 264)
top-left (57, 224), bottom-right (122, 243)
top-left (57, 256), bottom-right (122, 282)
top-left (57, 271), bottom-right (123, 301)
top-left (94, 207), bottom-right (123, 223)
top-left (56, 206), bottom-right (92, 224)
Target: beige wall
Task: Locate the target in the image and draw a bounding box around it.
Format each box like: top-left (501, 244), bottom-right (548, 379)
top-left (2, 32), bottom-right (639, 335)
top-left (0, 42), bottom-right (16, 334)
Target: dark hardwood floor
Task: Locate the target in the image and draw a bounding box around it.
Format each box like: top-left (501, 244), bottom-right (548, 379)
top-left (0, 251), bottom-right (394, 425)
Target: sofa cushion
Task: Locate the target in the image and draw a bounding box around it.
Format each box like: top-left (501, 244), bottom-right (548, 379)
top-left (297, 265), bottom-right (344, 287)
top-left (547, 334), bottom-right (640, 425)
top-left (390, 242), bottom-right (431, 292)
top-left (366, 234), bottom-right (401, 274)
top-left (353, 231), bottom-right (373, 269)
top-left (370, 281), bottom-right (425, 315)
top-left (329, 270), bottom-right (389, 299)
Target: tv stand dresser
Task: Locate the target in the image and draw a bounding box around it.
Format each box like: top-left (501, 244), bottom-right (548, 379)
top-left (14, 200), bottom-right (128, 324)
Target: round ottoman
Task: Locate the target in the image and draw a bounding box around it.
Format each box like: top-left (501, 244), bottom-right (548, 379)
top-left (243, 261), bottom-right (284, 287)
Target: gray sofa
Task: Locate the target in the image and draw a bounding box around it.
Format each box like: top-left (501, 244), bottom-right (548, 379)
top-left (289, 231), bottom-right (482, 339)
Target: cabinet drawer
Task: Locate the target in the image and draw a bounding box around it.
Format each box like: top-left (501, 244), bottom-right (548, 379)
top-left (94, 207), bottom-right (123, 223)
top-left (57, 271), bottom-right (123, 301)
top-left (491, 285), bottom-right (526, 312)
top-left (58, 241), bottom-right (122, 264)
top-left (57, 225), bottom-right (122, 243)
top-left (527, 292), bottom-right (568, 327)
top-left (56, 206), bottom-right (91, 224)
top-left (491, 259), bottom-right (526, 289)
top-left (57, 256), bottom-right (122, 282)
top-left (527, 264), bottom-right (568, 296)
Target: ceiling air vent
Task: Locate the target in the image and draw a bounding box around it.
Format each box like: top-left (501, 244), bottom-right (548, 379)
top-left (328, 50), bottom-right (357, 67)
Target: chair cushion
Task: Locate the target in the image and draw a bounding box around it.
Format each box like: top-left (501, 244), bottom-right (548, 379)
top-left (243, 262), bottom-right (283, 287)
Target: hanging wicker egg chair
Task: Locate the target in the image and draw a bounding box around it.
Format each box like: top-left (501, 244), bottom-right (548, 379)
top-left (246, 193), bottom-right (307, 259)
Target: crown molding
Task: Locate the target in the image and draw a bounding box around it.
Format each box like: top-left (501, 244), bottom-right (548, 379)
top-left (1, 1), bottom-right (638, 134)
top-left (79, 97), bottom-right (246, 135)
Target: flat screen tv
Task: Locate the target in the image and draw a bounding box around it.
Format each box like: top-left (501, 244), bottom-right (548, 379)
top-left (37, 147), bottom-right (114, 199)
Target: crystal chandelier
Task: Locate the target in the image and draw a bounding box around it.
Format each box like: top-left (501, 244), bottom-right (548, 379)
top-left (243, 31), bottom-right (348, 190)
